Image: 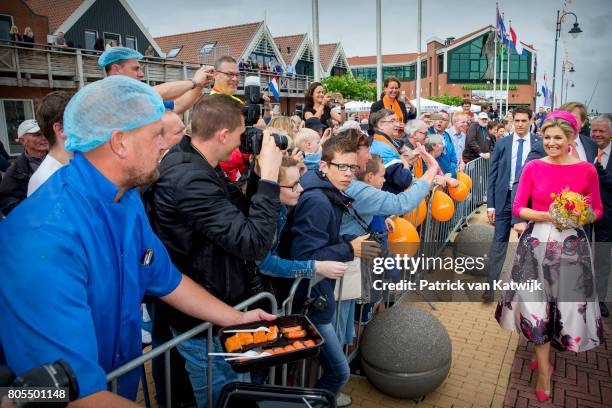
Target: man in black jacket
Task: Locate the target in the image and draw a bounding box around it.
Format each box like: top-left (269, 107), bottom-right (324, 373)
top-left (0, 119), bottom-right (47, 215)
top-left (145, 94), bottom-right (283, 407)
top-left (591, 115), bottom-right (612, 317)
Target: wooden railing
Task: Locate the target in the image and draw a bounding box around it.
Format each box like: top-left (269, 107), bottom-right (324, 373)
top-left (0, 42), bottom-right (310, 97)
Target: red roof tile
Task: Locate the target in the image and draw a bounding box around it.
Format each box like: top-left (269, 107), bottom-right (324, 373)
top-left (274, 34), bottom-right (306, 65)
top-left (25, 0), bottom-right (85, 33)
top-left (319, 43), bottom-right (338, 71)
top-left (154, 21), bottom-right (262, 63)
top-left (347, 53), bottom-right (419, 66)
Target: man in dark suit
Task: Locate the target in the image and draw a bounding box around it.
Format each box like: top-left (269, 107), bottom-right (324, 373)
top-left (483, 107), bottom-right (545, 301)
top-left (591, 115), bottom-right (612, 317)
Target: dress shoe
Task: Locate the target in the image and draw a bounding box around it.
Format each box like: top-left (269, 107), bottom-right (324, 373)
top-left (535, 389), bottom-right (550, 402)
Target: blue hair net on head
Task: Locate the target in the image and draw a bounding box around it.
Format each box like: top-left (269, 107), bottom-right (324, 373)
top-left (98, 46), bottom-right (144, 68)
top-left (64, 76), bottom-right (165, 152)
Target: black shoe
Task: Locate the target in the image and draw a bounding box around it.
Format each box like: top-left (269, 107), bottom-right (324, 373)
top-left (482, 289), bottom-right (494, 303)
top-left (600, 302), bottom-right (610, 318)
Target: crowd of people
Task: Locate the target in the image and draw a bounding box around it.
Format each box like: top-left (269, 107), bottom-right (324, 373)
top-left (0, 48), bottom-right (610, 408)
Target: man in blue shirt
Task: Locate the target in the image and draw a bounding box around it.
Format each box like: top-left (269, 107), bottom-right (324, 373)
top-left (427, 110), bottom-right (458, 177)
top-left (0, 76), bottom-right (273, 407)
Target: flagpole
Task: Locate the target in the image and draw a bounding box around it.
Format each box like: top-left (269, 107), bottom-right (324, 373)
top-left (493, 3), bottom-right (498, 112)
top-left (416, 0), bottom-right (422, 116)
top-left (499, 45), bottom-right (504, 116)
top-left (499, 13), bottom-right (505, 116)
top-left (506, 28), bottom-right (510, 116)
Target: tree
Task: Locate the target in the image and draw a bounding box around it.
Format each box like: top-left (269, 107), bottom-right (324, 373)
top-left (320, 74), bottom-right (376, 101)
top-left (429, 94), bottom-right (464, 106)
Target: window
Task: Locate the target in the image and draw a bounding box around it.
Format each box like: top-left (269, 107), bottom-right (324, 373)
top-left (198, 42), bottom-right (216, 55)
top-left (421, 60), bottom-right (427, 78)
top-left (0, 99), bottom-right (35, 156)
top-left (84, 30), bottom-right (97, 50)
top-left (166, 46), bottom-right (182, 59)
top-left (0, 14), bottom-right (13, 41)
top-left (249, 52), bottom-right (277, 67)
top-left (447, 33), bottom-right (531, 84)
top-left (296, 60), bottom-right (313, 77)
top-left (103, 32), bottom-right (121, 47)
top-left (438, 54), bottom-right (444, 74)
top-left (125, 35), bottom-right (137, 50)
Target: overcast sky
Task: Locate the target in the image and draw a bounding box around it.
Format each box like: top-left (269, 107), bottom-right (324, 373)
top-left (127, 0), bottom-right (612, 113)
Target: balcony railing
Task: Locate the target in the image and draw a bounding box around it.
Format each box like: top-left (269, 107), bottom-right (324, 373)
top-left (0, 42), bottom-right (310, 97)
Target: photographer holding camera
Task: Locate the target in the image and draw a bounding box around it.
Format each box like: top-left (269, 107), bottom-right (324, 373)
top-left (144, 94), bottom-right (284, 407)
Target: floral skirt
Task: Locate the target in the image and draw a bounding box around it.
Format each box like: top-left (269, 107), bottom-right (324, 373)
top-left (495, 221), bottom-right (604, 352)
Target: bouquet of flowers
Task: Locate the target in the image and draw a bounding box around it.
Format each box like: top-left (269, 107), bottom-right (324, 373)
top-left (549, 189), bottom-right (596, 231)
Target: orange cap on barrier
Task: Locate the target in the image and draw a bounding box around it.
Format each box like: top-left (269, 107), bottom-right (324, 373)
top-left (448, 180), bottom-right (469, 202)
top-left (388, 217), bottom-right (420, 256)
top-left (456, 172), bottom-right (472, 190)
top-left (431, 190), bottom-right (455, 221)
top-left (404, 199), bottom-right (427, 226)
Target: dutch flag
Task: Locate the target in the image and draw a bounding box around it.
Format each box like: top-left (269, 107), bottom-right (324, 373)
top-left (268, 76), bottom-right (280, 102)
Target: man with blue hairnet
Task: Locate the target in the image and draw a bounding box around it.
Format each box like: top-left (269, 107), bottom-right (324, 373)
top-left (0, 75), bottom-right (275, 407)
top-left (99, 46), bottom-right (214, 115)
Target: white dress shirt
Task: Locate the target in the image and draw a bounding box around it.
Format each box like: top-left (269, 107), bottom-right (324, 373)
top-left (574, 136), bottom-right (587, 162)
top-left (509, 132), bottom-right (531, 189)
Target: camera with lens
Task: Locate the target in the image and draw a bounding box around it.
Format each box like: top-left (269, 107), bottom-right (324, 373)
top-left (0, 360), bottom-right (79, 407)
top-left (240, 127), bottom-right (288, 155)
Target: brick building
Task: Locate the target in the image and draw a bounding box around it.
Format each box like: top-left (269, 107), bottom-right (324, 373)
top-left (349, 26), bottom-right (537, 110)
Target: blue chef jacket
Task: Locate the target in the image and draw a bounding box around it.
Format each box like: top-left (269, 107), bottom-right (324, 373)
top-left (0, 152), bottom-right (182, 400)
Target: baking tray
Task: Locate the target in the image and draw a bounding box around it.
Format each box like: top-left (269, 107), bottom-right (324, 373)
top-left (218, 382), bottom-right (336, 408)
top-left (218, 314), bottom-right (324, 373)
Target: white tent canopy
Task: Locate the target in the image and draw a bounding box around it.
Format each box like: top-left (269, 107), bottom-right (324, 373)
top-left (332, 100), bottom-right (373, 113)
top-left (411, 98), bottom-right (451, 113)
top-left (449, 104), bottom-right (482, 113)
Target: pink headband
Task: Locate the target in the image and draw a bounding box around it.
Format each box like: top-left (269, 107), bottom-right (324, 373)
top-left (544, 110), bottom-right (579, 136)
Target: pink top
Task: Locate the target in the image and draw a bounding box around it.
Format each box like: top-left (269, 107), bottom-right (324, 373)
top-left (512, 159), bottom-right (603, 220)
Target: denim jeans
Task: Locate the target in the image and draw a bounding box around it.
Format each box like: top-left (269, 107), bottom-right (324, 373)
top-left (171, 328), bottom-right (249, 408)
top-left (314, 322), bottom-right (350, 395)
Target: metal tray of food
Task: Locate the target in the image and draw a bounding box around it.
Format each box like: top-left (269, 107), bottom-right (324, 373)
top-left (218, 314), bottom-right (324, 373)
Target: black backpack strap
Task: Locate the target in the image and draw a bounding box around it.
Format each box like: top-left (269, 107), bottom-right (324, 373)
top-left (319, 189), bottom-right (373, 236)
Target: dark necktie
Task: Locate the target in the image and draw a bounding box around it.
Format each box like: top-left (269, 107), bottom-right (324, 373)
top-left (515, 138), bottom-right (525, 180)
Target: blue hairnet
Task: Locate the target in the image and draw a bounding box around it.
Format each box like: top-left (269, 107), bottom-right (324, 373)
top-left (98, 46), bottom-right (144, 68)
top-left (64, 76), bottom-right (165, 152)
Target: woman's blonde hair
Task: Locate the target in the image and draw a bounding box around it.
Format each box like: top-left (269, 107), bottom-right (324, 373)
top-left (267, 116), bottom-right (294, 147)
top-left (540, 118), bottom-right (575, 141)
top-left (9, 25), bottom-right (18, 34)
top-left (24, 27), bottom-right (33, 36)
top-left (290, 115), bottom-right (303, 130)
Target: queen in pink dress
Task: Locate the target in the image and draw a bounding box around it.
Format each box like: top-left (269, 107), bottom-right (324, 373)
top-left (495, 111), bottom-right (604, 402)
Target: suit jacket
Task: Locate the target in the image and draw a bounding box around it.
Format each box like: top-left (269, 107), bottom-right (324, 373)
top-left (579, 133), bottom-right (598, 163)
top-left (487, 134), bottom-right (545, 222)
top-left (595, 152), bottom-right (612, 241)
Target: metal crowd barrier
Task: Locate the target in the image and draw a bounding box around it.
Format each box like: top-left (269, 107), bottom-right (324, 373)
top-left (106, 292), bottom-right (277, 408)
top-left (332, 156), bottom-right (490, 364)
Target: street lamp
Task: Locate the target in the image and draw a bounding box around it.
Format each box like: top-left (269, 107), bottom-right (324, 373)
top-left (560, 58), bottom-right (574, 105)
top-left (551, 10), bottom-right (582, 110)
